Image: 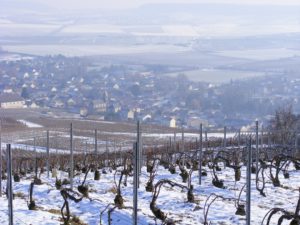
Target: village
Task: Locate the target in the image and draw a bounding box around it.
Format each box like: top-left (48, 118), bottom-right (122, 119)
top-left (0, 53), bottom-right (299, 130)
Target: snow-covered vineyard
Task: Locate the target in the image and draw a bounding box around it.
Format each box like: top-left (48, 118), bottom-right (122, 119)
top-left (0, 162), bottom-right (299, 225)
top-left (0, 122), bottom-right (299, 225)
top-left (2, 119), bottom-right (237, 153)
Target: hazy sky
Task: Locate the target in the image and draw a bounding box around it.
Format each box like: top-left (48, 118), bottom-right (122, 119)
top-left (39, 0), bottom-right (300, 10)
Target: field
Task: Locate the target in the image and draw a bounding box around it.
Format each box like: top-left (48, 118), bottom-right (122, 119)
top-left (215, 48), bottom-right (300, 61)
top-left (0, 148), bottom-right (299, 225)
top-left (164, 69), bottom-right (265, 83)
top-left (0, 109), bottom-right (299, 225)
top-left (0, 108), bottom-right (237, 154)
top-left (2, 45), bottom-right (188, 57)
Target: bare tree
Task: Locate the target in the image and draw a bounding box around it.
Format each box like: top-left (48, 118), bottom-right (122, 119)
top-left (270, 106), bottom-right (298, 145)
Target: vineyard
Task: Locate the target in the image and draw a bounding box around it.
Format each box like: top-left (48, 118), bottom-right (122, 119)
top-left (0, 120), bottom-right (300, 225)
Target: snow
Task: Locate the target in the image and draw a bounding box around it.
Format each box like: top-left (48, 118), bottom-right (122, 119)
top-left (0, 161), bottom-right (298, 224)
top-left (7, 143), bottom-right (70, 154)
top-left (18, 120), bottom-right (43, 128)
top-left (216, 48), bottom-right (300, 61)
top-left (0, 131), bottom-right (237, 155)
top-left (3, 45), bottom-right (188, 57)
top-left (0, 54), bottom-right (33, 62)
top-left (101, 131), bottom-right (236, 139)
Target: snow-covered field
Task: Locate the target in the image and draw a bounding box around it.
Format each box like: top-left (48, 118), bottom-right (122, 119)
top-left (101, 132), bottom-right (236, 139)
top-left (0, 162), bottom-right (298, 224)
top-left (2, 44), bottom-right (188, 57)
top-left (215, 48), bottom-right (300, 61)
top-left (17, 120), bottom-right (43, 128)
top-left (1, 129), bottom-right (237, 155)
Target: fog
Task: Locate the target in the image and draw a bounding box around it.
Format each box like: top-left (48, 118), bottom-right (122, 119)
top-left (1, 0), bottom-right (300, 37)
top-left (14, 0), bottom-right (300, 10)
top-left (0, 0), bottom-right (300, 127)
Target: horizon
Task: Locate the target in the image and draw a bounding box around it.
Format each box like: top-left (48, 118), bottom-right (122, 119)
top-left (11, 0), bottom-right (300, 11)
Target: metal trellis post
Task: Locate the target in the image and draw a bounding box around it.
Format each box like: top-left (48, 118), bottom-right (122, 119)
top-left (133, 142), bottom-right (138, 225)
top-left (70, 123), bottom-right (74, 190)
top-left (34, 137), bottom-right (37, 177)
top-left (199, 124), bottom-right (203, 185)
top-left (224, 126), bottom-right (227, 149)
top-left (256, 121), bottom-right (259, 177)
top-left (136, 121), bottom-right (140, 188)
top-left (246, 138), bottom-right (252, 225)
top-left (238, 129), bottom-right (241, 148)
top-left (7, 144), bottom-right (13, 225)
top-left (46, 130), bottom-right (50, 178)
top-left (94, 129), bottom-right (97, 154)
top-left (295, 133), bottom-right (299, 157)
top-left (0, 121), bottom-right (2, 197)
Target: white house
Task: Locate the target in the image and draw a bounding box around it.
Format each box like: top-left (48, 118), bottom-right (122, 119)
top-left (127, 110), bottom-right (135, 120)
top-left (170, 118), bottom-right (176, 128)
top-left (0, 94), bottom-right (25, 109)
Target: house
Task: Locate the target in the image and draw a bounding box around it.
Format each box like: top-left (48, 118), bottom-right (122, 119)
top-left (134, 107), bottom-right (141, 113)
top-left (29, 102), bottom-right (39, 109)
top-left (3, 87), bottom-right (13, 93)
top-left (53, 99), bottom-right (64, 108)
top-left (23, 72), bottom-right (30, 78)
top-left (0, 94), bottom-right (25, 109)
top-left (67, 98), bottom-right (76, 107)
top-left (170, 118), bottom-right (176, 128)
top-left (112, 103), bottom-right (121, 113)
top-left (80, 107), bottom-right (88, 117)
top-left (113, 84), bottom-right (120, 90)
top-left (127, 110), bottom-right (135, 120)
top-left (93, 100), bottom-right (107, 113)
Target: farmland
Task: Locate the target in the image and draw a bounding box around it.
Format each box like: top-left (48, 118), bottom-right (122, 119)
top-left (0, 115), bottom-right (299, 225)
top-left (0, 157), bottom-right (299, 224)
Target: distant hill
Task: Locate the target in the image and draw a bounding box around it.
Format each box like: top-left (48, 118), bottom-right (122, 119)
top-left (137, 3), bottom-right (300, 16)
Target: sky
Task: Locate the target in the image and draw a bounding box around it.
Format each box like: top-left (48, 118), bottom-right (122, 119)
top-left (38, 0), bottom-right (300, 10)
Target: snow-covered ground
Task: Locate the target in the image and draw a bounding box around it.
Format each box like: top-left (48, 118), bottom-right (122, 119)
top-left (18, 120), bottom-right (43, 128)
top-left (0, 162), bottom-right (298, 224)
top-left (1, 130), bottom-right (236, 155)
top-left (101, 131), bottom-right (237, 139)
top-left (0, 54), bottom-right (33, 62)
